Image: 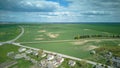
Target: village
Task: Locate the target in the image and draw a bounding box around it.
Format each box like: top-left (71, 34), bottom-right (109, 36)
top-left (7, 46), bottom-right (76, 68)
top-left (6, 44), bottom-right (120, 68)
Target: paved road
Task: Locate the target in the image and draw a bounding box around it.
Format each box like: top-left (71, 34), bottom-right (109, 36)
top-left (12, 42), bottom-right (113, 68)
top-left (0, 26), bottom-right (24, 45)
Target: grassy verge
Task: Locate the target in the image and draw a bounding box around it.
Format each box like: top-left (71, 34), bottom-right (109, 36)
top-left (0, 44), bottom-right (19, 64)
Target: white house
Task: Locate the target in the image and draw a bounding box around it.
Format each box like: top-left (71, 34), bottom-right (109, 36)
top-left (41, 53), bottom-right (47, 58)
top-left (68, 60), bottom-right (76, 66)
top-left (25, 49), bottom-right (33, 54)
top-left (47, 54), bottom-right (54, 61)
top-left (18, 47), bottom-right (26, 52)
top-left (33, 50), bottom-right (38, 56)
top-left (14, 54), bottom-right (23, 59)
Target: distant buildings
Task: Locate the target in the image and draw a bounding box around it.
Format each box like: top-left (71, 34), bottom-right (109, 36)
top-left (7, 47), bottom-right (78, 68)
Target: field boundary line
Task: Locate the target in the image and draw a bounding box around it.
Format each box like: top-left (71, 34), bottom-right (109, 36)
top-left (19, 38), bottom-right (120, 44)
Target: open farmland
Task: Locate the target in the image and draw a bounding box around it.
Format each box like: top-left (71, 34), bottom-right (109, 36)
top-left (14, 24), bottom-right (120, 59)
top-left (17, 24), bottom-right (120, 42)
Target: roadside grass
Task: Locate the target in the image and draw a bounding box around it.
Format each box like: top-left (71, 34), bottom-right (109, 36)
top-left (0, 44), bottom-right (19, 64)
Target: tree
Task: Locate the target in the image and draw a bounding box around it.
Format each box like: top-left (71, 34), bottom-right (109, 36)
top-left (38, 49), bottom-right (43, 57)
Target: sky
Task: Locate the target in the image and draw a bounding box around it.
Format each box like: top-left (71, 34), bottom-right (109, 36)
top-left (0, 0), bottom-right (120, 23)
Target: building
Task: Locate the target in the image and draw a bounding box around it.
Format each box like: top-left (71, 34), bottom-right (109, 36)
top-left (25, 49), bottom-right (33, 54)
top-left (41, 53), bottom-right (46, 58)
top-left (68, 60), bottom-right (76, 66)
top-left (18, 47), bottom-right (26, 52)
top-left (47, 54), bottom-right (54, 61)
top-left (33, 50), bottom-right (39, 56)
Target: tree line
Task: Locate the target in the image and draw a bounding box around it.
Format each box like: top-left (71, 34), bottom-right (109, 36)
top-left (74, 34), bottom-right (120, 39)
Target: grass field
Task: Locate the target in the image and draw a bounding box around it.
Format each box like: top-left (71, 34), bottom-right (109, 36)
top-left (17, 24), bottom-right (120, 42)
top-left (0, 24), bottom-right (21, 42)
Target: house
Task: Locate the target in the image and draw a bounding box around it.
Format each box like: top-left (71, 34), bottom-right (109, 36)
top-left (14, 53), bottom-right (26, 59)
top-left (33, 50), bottom-right (38, 56)
top-left (47, 61), bottom-right (55, 68)
top-left (39, 59), bottom-right (47, 68)
top-left (7, 51), bottom-right (15, 57)
top-left (14, 54), bottom-right (23, 59)
top-left (21, 53), bottom-right (27, 57)
top-left (47, 54), bottom-right (54, 60)
top-left (94, 64), bottom-right (105, 68)
top-left (18, 47), bottom-right (26, 52)
top-left (52, 55), bottom-right (64, 67)
top-left (68, 60), bottom-right (76, 66)
top-left (25, 49), bottom-right (33, 54)
top-left (41, 53), bottom-right (46, 58)
top-left (56, 56), bottom-right (64, 63)
top-left (24, 56), bottom-right (31, 60)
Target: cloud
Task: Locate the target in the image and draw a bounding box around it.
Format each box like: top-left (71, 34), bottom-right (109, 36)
top-left (81, 11), bottom-right (112, 16)
top-left (0, 0), bottom-right (62, 12)
top-left (66, 0), bottom-right (120, 11)
top-left (0, 0), bottom-right (120, 22)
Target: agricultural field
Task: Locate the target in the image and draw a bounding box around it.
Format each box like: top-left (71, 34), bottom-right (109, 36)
top-left (17, 24), bottom-right (120, 42)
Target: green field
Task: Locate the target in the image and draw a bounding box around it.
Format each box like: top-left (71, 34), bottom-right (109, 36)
top-left (1, 24), bottom-right (120, 60)
top-left (17, 24), bottom-right (120, 42)
top-left (0, 24), bottom-right (21, 42)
